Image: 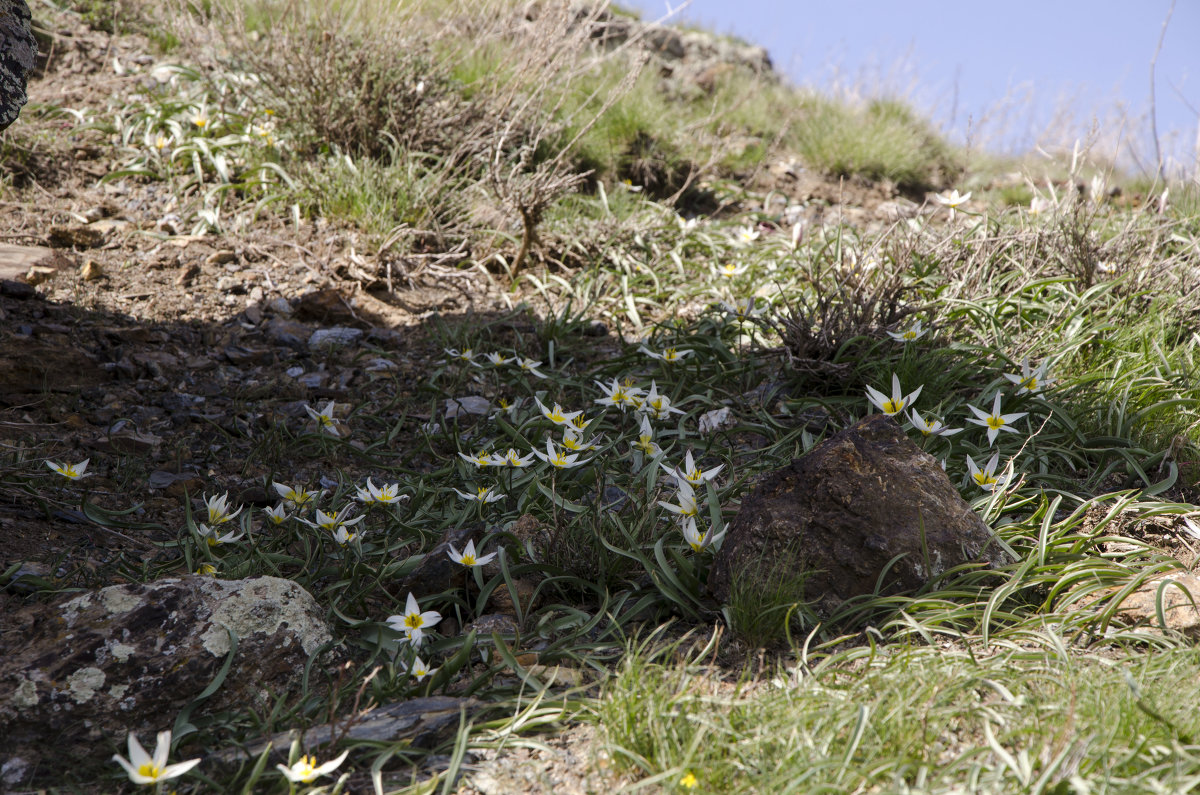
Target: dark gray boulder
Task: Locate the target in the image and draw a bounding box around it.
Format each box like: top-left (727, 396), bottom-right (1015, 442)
top-left (709, 414), bottom-right (1008, 616)
top-left (0, 0), bottom-right (37, 131)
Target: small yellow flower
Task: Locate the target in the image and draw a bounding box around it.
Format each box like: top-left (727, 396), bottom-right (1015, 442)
top-left (680, 771), bottom-right (698, 788)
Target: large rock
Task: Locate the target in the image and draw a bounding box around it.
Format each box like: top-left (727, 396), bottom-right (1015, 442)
top-left (709, 415), bottom-right (1008, 616)
top-left (0, 576), bottom-right (333, 788)
top-left (0, 0), bottom-right (37, 132)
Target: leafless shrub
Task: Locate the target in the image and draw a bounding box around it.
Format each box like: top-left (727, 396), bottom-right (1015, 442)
top-left (766, 247), bottom-right (913, 381)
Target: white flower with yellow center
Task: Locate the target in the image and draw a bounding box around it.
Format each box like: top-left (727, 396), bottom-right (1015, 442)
top-left (453, 485), bottom-right (505, 503)
top-left (733, 225), bottom-right (760, 245)
top-left (534, 439), bottom-right (589, 469)
top-left (907, 410), bottom-right (962, 438)
top-left (202, 492), bottom-right (242, 525)
top-left (483, 352), bottom-right (510, 367)
top-left (448, 539), bottom-right (498, 568)
top-left (865, 373), bottom-right (922, 417)
top-left (638, 344), bottom-right (693, 363)
top-left (305, 401), bottom-right (341, 436)
top-left (562, 427), bottom-right (600, 451)
top-left (535, 397), bottom-right (581, 426)
top-left (887, 319), bottom-right (927, 343)
top-left (368, 480), bottom-right (406, 504)
top-left (459, 450), bottom-right (493, 468)
top-left (112, 730), bottom-right (200, 785)
top-left (640, 381), bottom-right (685, 421)
top-left (386, 593), bottom-right (442, 647)
top-left (680, 516), bottom-right (724, 553)
top-left (966, 452), bottom-right (1008, 492)
top-left (632, 415), bottom-right (661, 457)
top-left (716, 261), bottom-right (749, 279)
top-left (489, 448), bottom-right (535, 468)
top-left (1003, 358), bottom-right (1053, 395)
top-left (197, 523), bottom-right (244, 547)
top-left (659, 480), bottom-right (700, 518)
top-left (276, 750), bottom-right (350, 784)
top-left (663, 450), bottom-right (723, 486)
top-left (401, 655), bottom-right (438, 681)
top-left (444, 347), bottom-right (475, 363)
top-left (263, 503), bottom-right (290, 525)
top-left (966, 393), bottom-right (1028, 446)
top-left (517, 357), bottom-right (548, 378)
top-left (934, 189), bottom-right (971, 220)
top-left (594, 378), bottom-right (644, 412)
top-left (46, 458), bottom-right (90, 480)
top-left (356, 478), bottom-right (379, 505)
top-left (720, 297), bottom-right (762, 321)
top-left (302, 506), bottom-right (364, 534)
top-left (273, 482), bottom-right (321, 510)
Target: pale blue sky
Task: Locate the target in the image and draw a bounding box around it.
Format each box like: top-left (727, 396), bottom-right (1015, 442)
top-left (621, 0), bottom-right (1199, 176)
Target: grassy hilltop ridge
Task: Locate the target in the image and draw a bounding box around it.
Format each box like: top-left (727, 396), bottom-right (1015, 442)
top-left (3, 0), bottom-right (1200, 792)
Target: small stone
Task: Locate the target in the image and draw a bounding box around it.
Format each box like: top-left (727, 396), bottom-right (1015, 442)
top-left (308, 326), bottom-right (363, 349)
top-left (87, 219), bottom-right (129, 236)
top-left (215, 275), bottom-right (246, 294)
top-left (23, 266), bottom-right (57, 285)
top-left (267, 296), bottom-right (293, 315)
top-left (266, 318), bottom-right (312, 349)
top-left (80, 260), bottom-right (103, 281)
top-left (444, 396), bottom-right (490, 418)
top-left (243, 303), bottom-right (263, 325)
top-left (205, 249), bottom-right (237, 267)
top-left (175, 263), bottom-right (200, 287)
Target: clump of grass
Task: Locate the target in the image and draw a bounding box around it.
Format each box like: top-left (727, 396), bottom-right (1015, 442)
top-left (790, 95), bottom-right (963, 192)
top-left (723, 546), bottom-right (818, 649)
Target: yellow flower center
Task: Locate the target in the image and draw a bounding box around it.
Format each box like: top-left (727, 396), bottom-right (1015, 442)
top-left (903, 330), bottom-right (917, 340)
top-left (405, 614), bottom-right (424, 630)
top-left (297, 756), bottom-right (317, 782)
top-left (663, 348), bottom-right (678, 360)
top-left (973, 472), bottom-right (997, 486)
top-left (206, 537), bottom-right (220, 547)
top-left (1025, 378), bottom-right (1038, 390)
top-left (986, 416), bottom-right (1005, 430)
top-left (882, 399), bottom-right (903, 414)
top-left (461, 554), bottom-right (476, 566)
top-left (137, 762), bottom-right (162, 780)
